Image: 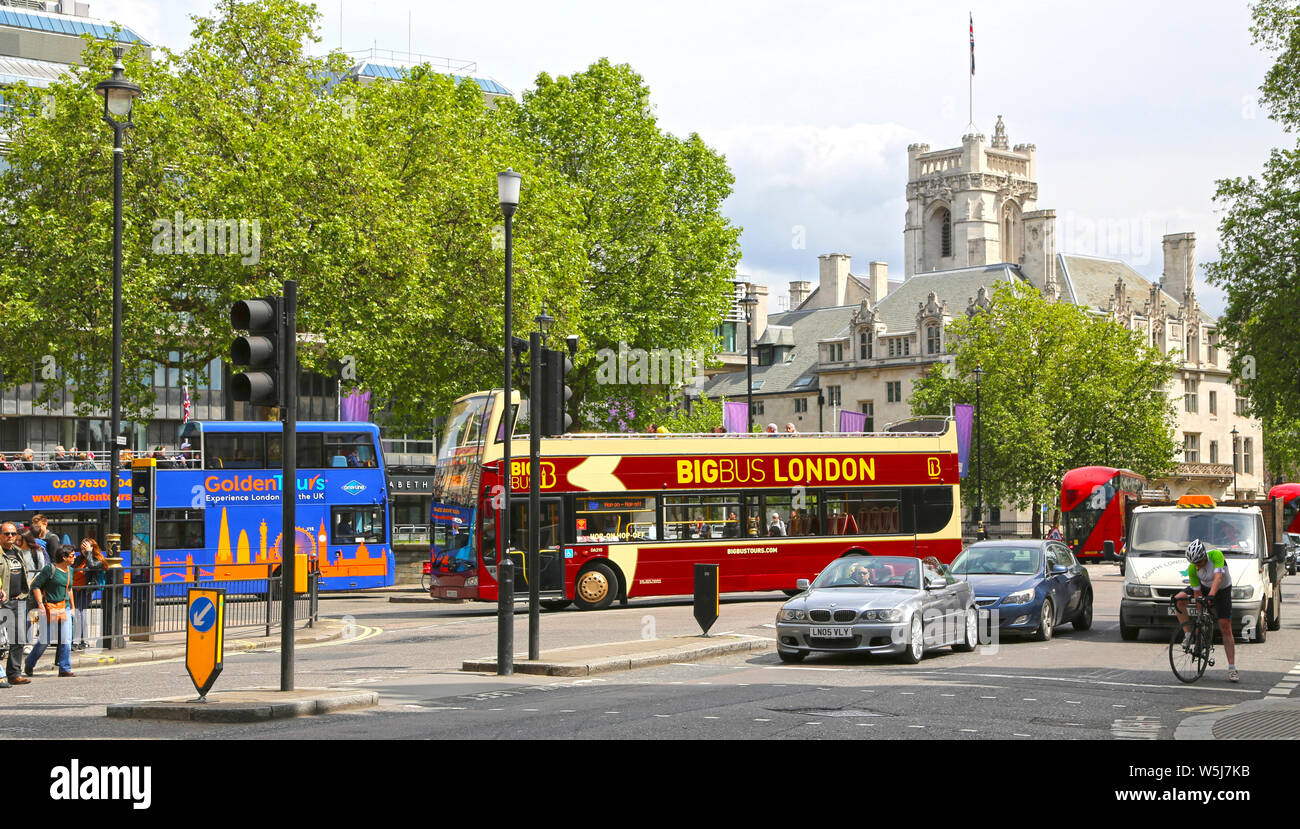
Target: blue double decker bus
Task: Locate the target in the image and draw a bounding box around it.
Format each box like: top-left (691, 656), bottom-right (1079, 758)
top-left (0, 421), bottom-right (394, 592)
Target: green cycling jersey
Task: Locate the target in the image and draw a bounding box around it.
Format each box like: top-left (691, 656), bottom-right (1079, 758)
top-left (1186, 548), bottom-right (1231, 591)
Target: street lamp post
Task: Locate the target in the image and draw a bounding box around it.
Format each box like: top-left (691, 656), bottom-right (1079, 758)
top-left (740, 291), bottom-right (758, 433)
top-left (496, 169), bottom-right (521, 676)
top-left (1231, 425), bottom-right (1240, 501)
top-left (94, 46), bottom-right (140, 579)
top-left (973, 365), bottom-right (985, 540)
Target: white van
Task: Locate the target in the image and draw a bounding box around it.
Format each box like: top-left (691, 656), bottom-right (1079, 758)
top-left (1119, 502), bottom-right (1283, 642)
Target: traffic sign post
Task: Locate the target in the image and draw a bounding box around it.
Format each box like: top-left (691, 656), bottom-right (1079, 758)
top-left (186, 587), bottom-right (225, 701)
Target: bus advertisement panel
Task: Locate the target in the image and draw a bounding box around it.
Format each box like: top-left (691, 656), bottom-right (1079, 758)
top-left (428, 390), bottom-right (961, 610)
top-left (1060, 466), bottom-right (1147, 560)
top-left (0, 422), bottom-right (395, 592)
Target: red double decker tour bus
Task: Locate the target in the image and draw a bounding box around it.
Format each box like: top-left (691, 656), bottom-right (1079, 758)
top-left (427, 390), bottom-right (962, 610)
top-left (1267, 484), bottom-right (1300, 533)
top-left (1060, 466), bottom-right (1147, 561)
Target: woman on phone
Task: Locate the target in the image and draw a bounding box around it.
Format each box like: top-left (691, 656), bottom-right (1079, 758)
top-left (72, 538), bottom-right (106, 651)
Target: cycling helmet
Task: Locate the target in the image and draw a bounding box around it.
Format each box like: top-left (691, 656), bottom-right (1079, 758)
top-left (1185, 539), bottom-right (1207, 564)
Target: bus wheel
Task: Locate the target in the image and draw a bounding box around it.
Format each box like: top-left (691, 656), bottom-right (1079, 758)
top-left (541, 599), bottom-right (572, 612)
top-left (574, 562), bottom-right (617, 611)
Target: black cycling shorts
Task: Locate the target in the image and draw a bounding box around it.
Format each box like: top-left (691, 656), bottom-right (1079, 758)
top-left (1175, 589), bottom-right (1232, 619)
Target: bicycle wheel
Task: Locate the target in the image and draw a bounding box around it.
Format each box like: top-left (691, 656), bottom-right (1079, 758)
top-left (1169, 619), bottom-right (1206, 683)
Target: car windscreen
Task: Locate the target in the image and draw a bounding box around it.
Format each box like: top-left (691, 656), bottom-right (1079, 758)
top-left (950, 546), bottom-right (1041, 576)
top-left (1129, 512), bottom-right (1257, 557)
top-left (811, 557), bottom-right (920, 589)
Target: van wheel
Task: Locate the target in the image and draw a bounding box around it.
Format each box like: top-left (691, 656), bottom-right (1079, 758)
top-left (1119, 617), bottom-right (1139, 641)
top-left (1252, 603), bottom-right (1268, 643)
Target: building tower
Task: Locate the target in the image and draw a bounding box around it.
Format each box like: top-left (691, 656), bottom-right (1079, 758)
top-left (904, 116), bottom-right (1044, 280)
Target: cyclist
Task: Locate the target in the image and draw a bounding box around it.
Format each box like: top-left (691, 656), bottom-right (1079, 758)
top-left (1172, 539), bottom-right (1237, 682)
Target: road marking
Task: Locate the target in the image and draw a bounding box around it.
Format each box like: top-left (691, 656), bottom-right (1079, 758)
top-left (907, 725), bottom-right (925, 729)
top-left (754, 718), bottom-right (771, 722)
top-left (703, 716), bottom-right (720, 719)
top-left (1112, 715), bottom-right (1161, 740)
top-left (900, 692), bottom-right (915, 695)
top-left (1066, 700), bottom-right (1082, 704)
top-left (909, 670), bottom-right (1259, 694)
top-left (1023, 698), bottom-right (1037, 702)
top-left (559, 710), bottom-right (576, 713)
top-left (804, 722), bottom-right (822, 726)
top-left (960, 729), bottom-right (978, 733)
top-left (603, 711), bottom-right (620, 715)
top-left (980, 695), bottom-right (996, 699)
top-left (1013, 733), bottom-right (1031, 737)
top-left (654, 714), bottom-right (671, 718)
top-left (1179, 705), bottom-right (1233, 713)
top-left (857, 723), bottom-right (876, 727)
top-left (941, 693), bottom-right (955, 697)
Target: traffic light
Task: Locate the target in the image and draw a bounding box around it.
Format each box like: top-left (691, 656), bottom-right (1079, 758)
top-left (540, 346), bottom-right (573, 435)
top-left (230, 297), bottom-right (282, 406)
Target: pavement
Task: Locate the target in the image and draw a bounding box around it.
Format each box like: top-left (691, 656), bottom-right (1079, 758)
top-left (460, 633), bottom-right (772, 676)
top-left (106, 689), bottom-right (380, 722)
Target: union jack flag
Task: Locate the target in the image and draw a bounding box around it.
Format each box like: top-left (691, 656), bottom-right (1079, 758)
top-left (970, 13), bottom-right (975, 76)
top-left (182, 382), bottom-right (192, 423)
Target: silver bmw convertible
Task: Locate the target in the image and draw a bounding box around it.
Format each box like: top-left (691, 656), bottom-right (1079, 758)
top-left (775, 554), bottom-right (978, 664)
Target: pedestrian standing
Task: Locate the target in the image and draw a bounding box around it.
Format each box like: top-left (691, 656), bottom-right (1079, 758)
top-left (25, 544), bottom-right (76, 678)
top-left (0, 522), bottom-right (38, 686)
top-left (72, 538), bottom-right (106, 650)
top-left (31, 515), bottom-right (60, 570)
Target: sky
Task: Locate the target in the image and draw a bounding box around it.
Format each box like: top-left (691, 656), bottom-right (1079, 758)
top-left (94, 0), bottom-right (1292, 318)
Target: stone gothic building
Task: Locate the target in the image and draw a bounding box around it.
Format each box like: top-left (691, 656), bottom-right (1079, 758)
top-left (703, 118), bottom-right (1264, 532)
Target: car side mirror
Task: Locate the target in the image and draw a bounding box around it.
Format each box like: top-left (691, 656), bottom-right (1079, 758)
top-left (1273, 541), bottom-right (1286, 562)
top-left (925, 575), bottom-right (946, 590)
top-left (796, 579), bottom-right (810, 591)
top-left (1051, 564), bottom-right (1068, 575)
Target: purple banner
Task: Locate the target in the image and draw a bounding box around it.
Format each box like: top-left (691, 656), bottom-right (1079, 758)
top-left (342, 389), bottom-right (371, 422)
top-left (838, 409), bottom-right (867, 433)
top-left (955, 404), bottom-right (973, 478)
top-left (723, 401), bottom-right (748, 433)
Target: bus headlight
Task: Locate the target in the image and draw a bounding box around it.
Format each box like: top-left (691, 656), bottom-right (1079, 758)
top-left (465, 576), bottom-right (479, 588)
top-left (1231, 585), bottom-right (1253, 600)
top-left (1125, 584), bottom-right (1152, 598)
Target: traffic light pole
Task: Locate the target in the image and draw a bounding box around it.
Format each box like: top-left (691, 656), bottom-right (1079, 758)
top-left (528, 331), bottom-right (542, 660)
top-left (280, 280), bottom-right (297, 691)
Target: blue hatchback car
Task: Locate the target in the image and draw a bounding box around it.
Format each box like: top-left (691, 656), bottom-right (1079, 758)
top-left (949, 540), bottom-right (1093, 641)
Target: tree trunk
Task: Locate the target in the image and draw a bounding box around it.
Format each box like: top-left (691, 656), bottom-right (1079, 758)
top-left (1032, 501), bottom-right (1043, 539)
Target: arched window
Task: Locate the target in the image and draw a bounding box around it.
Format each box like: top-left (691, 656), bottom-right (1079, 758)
top-left (926, 324), bottom-right (941, 355)
top-left (940, 209), bottom-right (953, 258)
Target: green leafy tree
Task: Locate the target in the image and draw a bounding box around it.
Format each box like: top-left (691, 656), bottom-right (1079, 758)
top-left (515, 60), bottom-right (743, 426)
top-left (0, 0), bottom-right (585, 431)
top-left (1205, 0), bottom-right (1300, 481)
top-left (910, 285), bottom-right (1179, 537)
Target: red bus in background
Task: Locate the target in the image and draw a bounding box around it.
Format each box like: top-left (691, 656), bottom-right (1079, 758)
top-left (1060, 466), bottom-right (1147, 561)
top-left (1267, 484), bottom-right (1300, 533)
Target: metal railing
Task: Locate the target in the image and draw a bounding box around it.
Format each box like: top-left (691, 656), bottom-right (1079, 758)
top-left (83, 564), bottom-right (319, 647)
top-left (393, 524), bottom-right (430, 544)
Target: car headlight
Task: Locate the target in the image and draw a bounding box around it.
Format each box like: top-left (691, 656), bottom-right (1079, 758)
top-left (464, 576), bottom-right (478, 588)
top-left (859, 608), bottom-right (904, 622)
top-left (779, 608), bottom-right (807, 621)
top-left (1125, 584), bottom-right (1151, 598)
top-left (1231, 585), bottom-right (1253, 600)
top-left (1004, 589), bottom-right (1035, 605)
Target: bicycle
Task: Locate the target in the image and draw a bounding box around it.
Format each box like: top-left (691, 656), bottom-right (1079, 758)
top-left (1169, 595), bottom-right (1216, 683)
